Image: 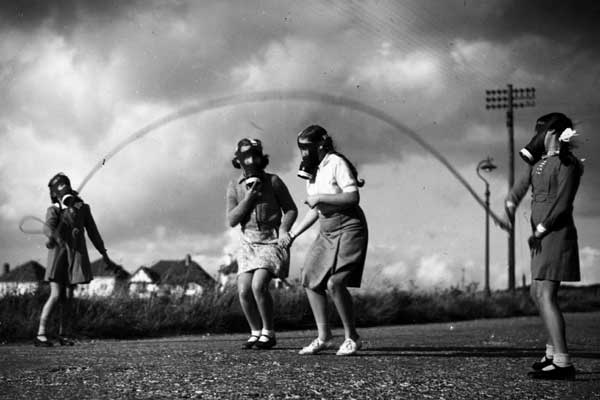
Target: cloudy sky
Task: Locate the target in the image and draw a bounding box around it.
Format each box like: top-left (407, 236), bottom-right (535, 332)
top-left (1, 0), bottom-right (599, 290)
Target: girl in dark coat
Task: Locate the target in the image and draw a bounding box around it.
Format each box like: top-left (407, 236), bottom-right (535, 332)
top-left (504, 113), bottom-right (583, 380)
top-left (34, 173), bottom-right (114, 346)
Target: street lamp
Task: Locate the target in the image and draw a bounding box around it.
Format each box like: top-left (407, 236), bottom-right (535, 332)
top-left (477, 157), bottom-right (497, 297)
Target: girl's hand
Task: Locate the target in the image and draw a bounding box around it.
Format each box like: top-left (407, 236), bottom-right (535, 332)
top-left (304, 195), bottom-right (320, 208)
top-left (277, 232), bottom-right (295, 248)
top-left (496, 212), bottom-right (513, 231)
top-left (244, 181), bottom-right (261, 202)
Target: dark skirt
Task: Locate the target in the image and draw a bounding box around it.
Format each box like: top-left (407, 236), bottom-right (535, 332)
top-left (45, 243), bottom-right (93, 285)
top-left (530, 214), bottom-right (580, 282)
top-left (301, 206), bottom-right (368, 290)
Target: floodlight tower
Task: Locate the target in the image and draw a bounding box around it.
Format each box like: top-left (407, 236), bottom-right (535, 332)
top-left (485, 84), bottom-right (536, 292)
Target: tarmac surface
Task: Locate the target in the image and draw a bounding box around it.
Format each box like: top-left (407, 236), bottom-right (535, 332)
top-left (1, 312), bottom-right (599, 399)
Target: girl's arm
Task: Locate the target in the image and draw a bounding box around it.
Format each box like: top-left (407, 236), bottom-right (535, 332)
top-left (306, 154), bottom-right (360, 213)
top-left (505, 167), bottom-right (532, 209)
top-left (226, 180), bottom-right (259, 228)
top-left (272, 175), bottom-right (298, 236)
top-left (536, 160), bottom-right (581, 237)
top-left (502, 167), bottom-right (532, 228)
top-left (83, 204), bottom-right (107, 256)
top-left (288, 208), bottom-right (319, 240)
top-left (43, 206), bottom-right (64, 247)
top-left (305, 191), bottom-right (358, 211)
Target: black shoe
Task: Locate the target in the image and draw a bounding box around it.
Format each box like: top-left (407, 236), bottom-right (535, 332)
top-left (528, 364), bottom-right (576, 380)
top-left (57, 335), bottom-right (75, 346)
top-left (33, 335), bottom-right (53, 347)
top-left (531, 356), bottom-right (553, 371)
top-left (242, 335), bottom-right (259, 349)
top-left (254, 335), bottom-right (277, 349)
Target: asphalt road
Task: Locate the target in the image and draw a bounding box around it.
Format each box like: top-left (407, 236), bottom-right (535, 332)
top-left (1, 312), bottom-right (599, 399)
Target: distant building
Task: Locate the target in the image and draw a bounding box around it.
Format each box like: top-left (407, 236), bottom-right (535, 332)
top-left (129, 255), bottom-right (216, 298)
top-left (217, 254), bottom-right (238, 293)
top-left (74, 258), bottom-right (131, 297)
top-left (0, 261), bottom-right (45, 296)
top-left (128, 266), bottom-right (161, 298)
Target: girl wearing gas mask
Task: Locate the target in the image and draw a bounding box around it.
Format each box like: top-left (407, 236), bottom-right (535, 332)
top-left (226, 138), bottom-right (297, 349)
top-left (35, 173), bottom-right (115, 347)
top-left (282, 125), bottom-right (368, 356)
top-left (503, 113), bottom-right (583, 380)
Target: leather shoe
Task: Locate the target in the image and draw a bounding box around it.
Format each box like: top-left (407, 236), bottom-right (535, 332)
top-left (241, 335), bottom-right (259, 349)
top-left (58, 335), bottom-right (75, 346)
top-left (254, 335), bottom-right (277, 349)
top-left (531, 356), bottom-right (553, 371)
top-left (528, 364), bottom-right (576, 380)
top-left (33, 335), bottom-right (53, 347)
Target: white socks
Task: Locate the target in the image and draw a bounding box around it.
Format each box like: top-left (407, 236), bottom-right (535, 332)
top-left (542, 344), bottom-right (572, 368)
top-left (259, 329), bottom-right (275, 342)
top-left (545, 344), bottom-right (554, 359)
top-left (552, 353), bottom-right (572, 368)
top-left (247, 330), bottom-right (261, 343)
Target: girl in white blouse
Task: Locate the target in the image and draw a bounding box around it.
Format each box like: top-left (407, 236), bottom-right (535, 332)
top-left (283, 125), bottom-right (368, 356)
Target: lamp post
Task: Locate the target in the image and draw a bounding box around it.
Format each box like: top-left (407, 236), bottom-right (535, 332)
top-left (477, 157), bottom-right (497, 297)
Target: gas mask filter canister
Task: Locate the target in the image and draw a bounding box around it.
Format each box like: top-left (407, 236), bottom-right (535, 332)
top-left (519, 113), bottom-right (571, 165)
top-left (48, 173), bottom-right (75, 207)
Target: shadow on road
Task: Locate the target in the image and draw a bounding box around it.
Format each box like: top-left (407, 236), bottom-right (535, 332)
top-left (363, 346), bottom-right (600, 360)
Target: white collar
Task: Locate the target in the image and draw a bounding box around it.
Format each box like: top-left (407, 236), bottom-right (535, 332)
top-left (542, 150), bottom-right (560, 159)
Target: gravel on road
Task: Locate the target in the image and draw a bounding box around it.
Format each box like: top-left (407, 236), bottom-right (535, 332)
top-left (1, 312), bottom-right (599, 399)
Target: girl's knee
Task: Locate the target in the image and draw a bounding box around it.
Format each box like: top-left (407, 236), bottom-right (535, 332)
top-left (326, 275), bottom-right (346, 293)
top-left (251, 280), bottom-right (270, 296)
top-left (237, 281), bottom-right (253, 300)
top-left (530, 284), bottom-right (541, 302)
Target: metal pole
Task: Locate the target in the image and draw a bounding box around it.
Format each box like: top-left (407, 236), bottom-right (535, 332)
top-left (477, 157), bottom-right (496, 297)
top-left (485, 85), bottom-right (535, 292)
top-left (506, 84), bottom-right (516, 292)
top-left (485, 182), bottom-right (490, 297)
top-left (485, 181), bottom-right (491, 297)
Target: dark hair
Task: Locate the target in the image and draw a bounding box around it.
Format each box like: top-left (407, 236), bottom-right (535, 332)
top-left (298, 125), bottom-right (365, 187)
top-left (48, 172), bottom-right (70, 203)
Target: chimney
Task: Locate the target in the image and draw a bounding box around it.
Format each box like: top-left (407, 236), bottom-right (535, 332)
top-left (185, 254), bottom-right (191, 267)
top-left (3, 263), bottom-right (8, 275)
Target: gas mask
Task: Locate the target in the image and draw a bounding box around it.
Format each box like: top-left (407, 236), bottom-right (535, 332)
top-left (296, 125), bottom-right (331, 180)
top-left (519, 113), bottom-right (569, 165)
top-left (48, 173), bottom-right (76, 208)
top-left (232, 138), bottom-right (268, 189)
top-left (240, 152), bottom-right (264, 189)
top-left (297, 142), bottom-right (320, 180)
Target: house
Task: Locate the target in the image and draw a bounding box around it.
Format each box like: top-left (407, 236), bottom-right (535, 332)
top-left (128, 266), bottom-right (161, 298)
top-left (0, 261), bottom-right (45, 297)
top-left (217, 254), bottom-right (238, 293)
top-left (129, 255), bottom-right (216, 298)
top-left (74, 258), bottom-right (131, 297)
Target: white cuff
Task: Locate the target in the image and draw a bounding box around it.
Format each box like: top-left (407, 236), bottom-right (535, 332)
top-left (505, 200), bottom-right (515, 209)
top-left (535, 224), bottom-right (547, 234)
